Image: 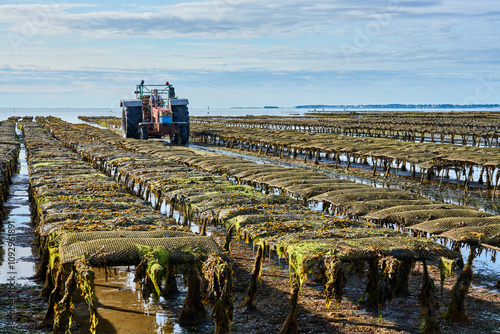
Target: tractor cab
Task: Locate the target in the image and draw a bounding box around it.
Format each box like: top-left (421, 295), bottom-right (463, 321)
top-left (121, 81), bottom-right (189, 143)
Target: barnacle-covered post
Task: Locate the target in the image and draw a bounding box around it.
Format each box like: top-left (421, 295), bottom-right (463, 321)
top-left (278, 275), bottom-right (300, 334)
top-left (162, 267), bottom-right (180, 296)
top-left (361, 256), bottom-right (401, 308)
top-left (418, 260), bottom-right (441, 334)
top-left (444, 246), bottom-right (477, 322)
top-left (362, 257), bottom-right (380, 307)
top-left (224, 226), bottom-right (235, 252)
top-left (42, 265), bottom-right (65, 326)
top-left (239, 244), bottom-right (265, 311)
top-left (74, 260), bottom-right (98, 334)
top-left (377, 256), bottom-right (401, 307)
top-left (53, 270), bottom-right (77, 334)
top-left (395, 259), bottom-right (414, 297)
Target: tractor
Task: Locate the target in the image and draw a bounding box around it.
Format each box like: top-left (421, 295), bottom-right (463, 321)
top-left (120, 80), bottom-right (190, 144)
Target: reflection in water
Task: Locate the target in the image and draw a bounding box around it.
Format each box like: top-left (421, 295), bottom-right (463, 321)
top-left (0, 124), bottom-right (37, 285)
top-left (75, 267), bottom-right (175, 333)
top-left (77, 267), bottom-right (212, 333)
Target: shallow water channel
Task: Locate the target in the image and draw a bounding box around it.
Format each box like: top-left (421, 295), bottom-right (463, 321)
top-left (0, 124), bottom-right (37, 285)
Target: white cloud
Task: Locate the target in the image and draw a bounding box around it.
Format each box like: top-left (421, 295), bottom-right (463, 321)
top-left (0, 1), bottom-right (498, 52)
top-left (0, 1), bottom-right (398, 39)
top-left (0, 1), bottom-right (499, 107)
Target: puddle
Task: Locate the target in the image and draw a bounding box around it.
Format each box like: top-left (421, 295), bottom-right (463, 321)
top-left (0, 124), bottom-right (37, 285)
top-left (461, 245), bottom-right (500, 292)
top-left (74, 266), bottom-right (211, 333)
top-left (432, 237), bottom-right (500, 292)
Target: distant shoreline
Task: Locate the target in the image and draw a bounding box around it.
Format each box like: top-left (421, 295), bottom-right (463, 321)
top-left (227, 104), bottom-right (500, 110)
top-left (295, 104), bottom-right (500, 109)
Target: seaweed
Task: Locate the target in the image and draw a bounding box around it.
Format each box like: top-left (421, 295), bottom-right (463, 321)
top-left (137, 245), bottom-right (170, 299)
top-left (42, 266), bottom-right (64, 327)
top-left (26, 116), bottom-right (481, 333)
top-left (53, 271), bottom-right (77, 334)
top-left (323, 255), bottom-right (346, 309)
top-left (202, 255), bottom-right (234, 334)
top-left (179, 265), bottom-right (207, 325)
top-left (74, 260), bottom-right (98, 334)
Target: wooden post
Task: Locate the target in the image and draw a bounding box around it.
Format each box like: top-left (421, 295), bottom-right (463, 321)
top-left (278, 277), bottom-right (300, 334)
top-left (372, 158), bottom-right (378, 176)
top-left (418, 260), bottom-right (441, 334)
top-left (444, 247), bottom-right (477, 322)
top-left (239, 245), bottom-right (265, 311)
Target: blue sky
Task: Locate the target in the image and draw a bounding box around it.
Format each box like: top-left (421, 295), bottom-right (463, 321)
top-left (0, 0), bottom-right (499, 108)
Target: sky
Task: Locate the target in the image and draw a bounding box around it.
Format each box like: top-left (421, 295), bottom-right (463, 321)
top-left (0, 0), bottom-right (499, 108)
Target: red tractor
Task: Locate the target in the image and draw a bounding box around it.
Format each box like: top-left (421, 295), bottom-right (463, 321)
top-left (120, 81), bottom-right (190, 143)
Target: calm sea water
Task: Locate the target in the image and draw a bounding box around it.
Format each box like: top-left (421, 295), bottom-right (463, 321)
top-left (1, 107), bottom-right (301, 122)
top-left (2, 106), bottom-right (500, 122)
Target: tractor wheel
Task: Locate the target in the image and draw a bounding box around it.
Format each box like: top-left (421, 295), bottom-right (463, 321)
top-left (122, 106), bottom-right (142, 139)
top-left (180, 124), bottom-right (189, 144)
top-left (139, 125), bottom-right (148, 140)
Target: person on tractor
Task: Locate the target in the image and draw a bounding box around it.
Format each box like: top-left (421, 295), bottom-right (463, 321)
top-left (149, 89), bottom-right (163, 107)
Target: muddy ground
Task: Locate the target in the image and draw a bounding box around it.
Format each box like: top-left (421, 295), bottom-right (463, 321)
top-left (230, 242), bottom-right (500, 334)
top-left (0, 282), bottom-right (49, 333)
